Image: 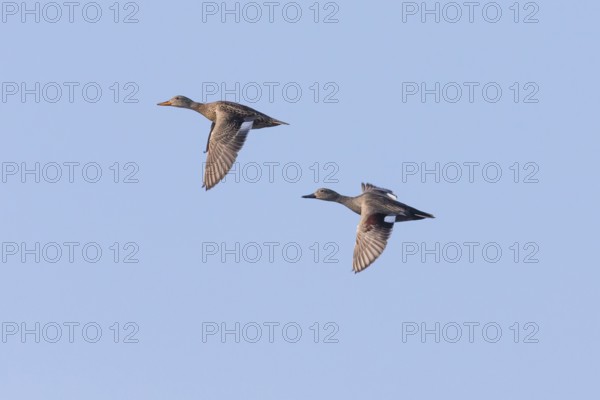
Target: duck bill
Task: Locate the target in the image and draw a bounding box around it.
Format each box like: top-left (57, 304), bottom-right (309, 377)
top-left (157, 100), bottom-right (172, 106)
top-left (302, 193), bottom-right (316, 199)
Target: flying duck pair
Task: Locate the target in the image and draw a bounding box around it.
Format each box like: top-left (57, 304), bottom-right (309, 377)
top-left (158, 96), bottom-right (434, 272)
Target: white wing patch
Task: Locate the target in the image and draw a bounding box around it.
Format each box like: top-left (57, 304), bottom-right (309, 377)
top-left (240, 120), bottom-right (254, 132)
top-left (384, 215), bottom-right (396, 224)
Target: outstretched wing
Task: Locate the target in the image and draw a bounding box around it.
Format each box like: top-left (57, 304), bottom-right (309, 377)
top-left (203, 113), bottom-right (254, 190)
top-left (353, 212), bottom-right (394, 273)
top-left (361, 182), bottom-right (398, 200)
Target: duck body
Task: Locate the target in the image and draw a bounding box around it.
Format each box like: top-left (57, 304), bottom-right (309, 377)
top-left (197, 101), bottom-right (288, 129)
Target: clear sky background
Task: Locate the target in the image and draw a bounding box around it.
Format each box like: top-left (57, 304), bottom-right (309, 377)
top-left (1, 1), bottom-right (598, 398)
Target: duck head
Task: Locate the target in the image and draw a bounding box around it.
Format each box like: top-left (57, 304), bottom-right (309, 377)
top-left (157, 95), bottom-right (194, 108)
top-left (302, 188), bottom-right (340, 201)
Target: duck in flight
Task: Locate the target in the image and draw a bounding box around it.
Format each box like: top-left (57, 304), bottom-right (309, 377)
top-left (303, 183), bottom-right (434, 273)
top-left (158, 96), bottom-right (288, 190)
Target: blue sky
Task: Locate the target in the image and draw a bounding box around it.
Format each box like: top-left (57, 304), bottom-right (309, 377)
top-left (1, 1), bottom-right (599, 399)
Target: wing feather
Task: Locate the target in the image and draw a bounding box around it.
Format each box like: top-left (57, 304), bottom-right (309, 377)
top-left (361, 183), bottom-right (398, 200)
top-left (352, 212), bottom-right (394, 273)
top-left (203, 113), bottom-right (254, 190)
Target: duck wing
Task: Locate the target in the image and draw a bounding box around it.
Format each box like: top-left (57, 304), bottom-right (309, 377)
top-left (361, 182), bottom-right (398, 200)
top-left (353, 211), bottom-right (394, 273)
top-left (218, 101), bottom-right (288, 128)
top-left (219, 101), bottom-right (266, 119)
top-left (203, 111), bottom-right (255, 190)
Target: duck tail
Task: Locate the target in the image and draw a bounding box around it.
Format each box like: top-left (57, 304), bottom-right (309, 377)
top-left (271, 118), bottom-right (289, 126)
top-left (396, 207), bottom-right (435, 222)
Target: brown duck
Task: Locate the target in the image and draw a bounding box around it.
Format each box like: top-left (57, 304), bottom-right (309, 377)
top-left (158, 96), bottom-right (288, 190)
